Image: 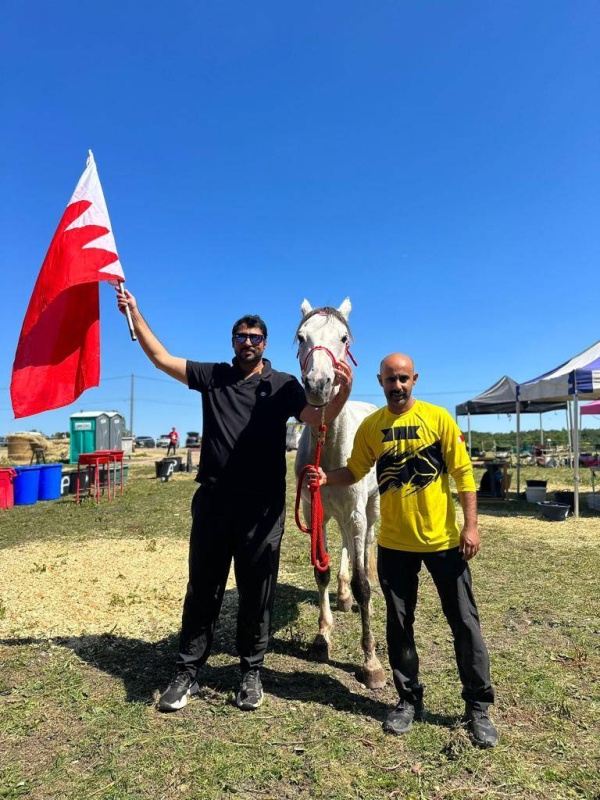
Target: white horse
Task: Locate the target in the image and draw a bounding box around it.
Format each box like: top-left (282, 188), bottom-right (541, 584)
top-left (294, 298), bottom-right (386, 689)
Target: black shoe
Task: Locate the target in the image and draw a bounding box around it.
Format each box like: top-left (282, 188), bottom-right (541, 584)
top-left (465, 706), bottom-right (498, 748)
top-left (158, 672), bottom-right (199, 712)
top-left (236, 670), bottom-right (264, 711)
top-left (382, 698), bottom-right (426, 735)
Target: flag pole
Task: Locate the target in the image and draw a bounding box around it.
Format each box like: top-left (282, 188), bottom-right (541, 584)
top-left (119, 282), bottom-right (137, 341)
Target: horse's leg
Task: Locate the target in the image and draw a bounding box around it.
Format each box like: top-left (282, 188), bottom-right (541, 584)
top-left (349, 505), bottom-right (387, 690)
top-left (309, 518), bottom-right (334, 662)
top-left (337, 542), bottom-right (352, 612)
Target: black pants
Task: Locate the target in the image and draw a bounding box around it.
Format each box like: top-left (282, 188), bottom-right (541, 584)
top-left (177, 485), bottom-right (286, 677)
top-left (377, 545), bottom-right (494, 711)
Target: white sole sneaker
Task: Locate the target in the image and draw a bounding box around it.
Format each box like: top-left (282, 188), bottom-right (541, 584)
top-left (158, 679), bottom-right (199, 712)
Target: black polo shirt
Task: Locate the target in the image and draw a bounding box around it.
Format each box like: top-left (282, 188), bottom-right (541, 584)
top-left (186, 358), bottom-right (307, 496)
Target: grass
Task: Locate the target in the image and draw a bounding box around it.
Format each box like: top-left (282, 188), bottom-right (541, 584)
top-left (0, 459), bottom-right (599, 800)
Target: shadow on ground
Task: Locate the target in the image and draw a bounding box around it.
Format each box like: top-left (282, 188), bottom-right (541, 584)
top-left (1, 578), bottom-right (463, 728)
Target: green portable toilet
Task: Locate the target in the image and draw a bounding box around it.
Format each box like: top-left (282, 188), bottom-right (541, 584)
top-left (70, 412), bottom-right (112, 463)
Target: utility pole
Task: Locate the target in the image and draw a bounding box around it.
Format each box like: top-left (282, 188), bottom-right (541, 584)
top-left (130, 374), bottom-right (135, 436)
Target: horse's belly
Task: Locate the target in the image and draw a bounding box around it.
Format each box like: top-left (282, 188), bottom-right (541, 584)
top-left (320, 473), bottom-right (378, 520)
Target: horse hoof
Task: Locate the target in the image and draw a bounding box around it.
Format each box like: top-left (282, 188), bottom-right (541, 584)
top-left (309, 634), bottom-right (330, 663)
top-left (362, 667), bottom-right (387, 690)
top-left (337, 595), bottom-right (353, 613)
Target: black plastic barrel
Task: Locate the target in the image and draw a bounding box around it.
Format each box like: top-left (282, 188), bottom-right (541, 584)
top-left (61, 471), bottom-right (73, 497)
top-left (155, 459), bottom-right (177, 482)
top-left (70, 470), bottom-right (90, 495)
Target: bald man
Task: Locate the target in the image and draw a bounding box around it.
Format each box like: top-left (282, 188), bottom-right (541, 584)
top-left (309, 353), bottom-right (497, 748)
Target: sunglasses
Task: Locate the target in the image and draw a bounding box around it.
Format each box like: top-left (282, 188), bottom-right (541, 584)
top-left (233, 333), bottom-right (265, 345)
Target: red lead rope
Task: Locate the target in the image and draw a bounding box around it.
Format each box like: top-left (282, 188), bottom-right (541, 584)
top-left (295, 423), bottom-right (330, 573)
top-left (294, 342), bottom-right (357, 573)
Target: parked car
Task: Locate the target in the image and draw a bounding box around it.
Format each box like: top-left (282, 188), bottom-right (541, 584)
top-left (156, 435), bottom-right (171, 448)
top-left (134, 435), bottom-right (155, 449)
top-left (0, 436), bottom-right (7, 448)
top-left (185, 431), bottom-right (201, 448)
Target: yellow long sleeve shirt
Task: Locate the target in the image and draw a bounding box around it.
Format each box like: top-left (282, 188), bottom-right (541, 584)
top-left (346, 400), bottom-right (476, 552)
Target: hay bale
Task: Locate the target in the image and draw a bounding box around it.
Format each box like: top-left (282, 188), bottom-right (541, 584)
top-left (7, 432), bottom-right (49, 464)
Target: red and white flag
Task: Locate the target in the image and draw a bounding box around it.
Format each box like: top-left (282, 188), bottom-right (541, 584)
top-left (10, 151), bottom-right (125, 419)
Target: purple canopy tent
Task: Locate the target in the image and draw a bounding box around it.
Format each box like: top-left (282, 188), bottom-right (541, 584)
top-left (581, 400), bottom-right (600, 416)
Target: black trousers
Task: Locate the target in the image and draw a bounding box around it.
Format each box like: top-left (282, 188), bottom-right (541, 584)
top-left (377, 545), bottom-right (495, 711)
top-left (176, 485), bottom-right (286, 677)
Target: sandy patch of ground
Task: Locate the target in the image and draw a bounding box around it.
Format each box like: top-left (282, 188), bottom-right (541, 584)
top-left (0, 537), bottom-right (234, 641)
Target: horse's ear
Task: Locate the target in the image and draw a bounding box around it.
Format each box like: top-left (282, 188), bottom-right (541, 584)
top-left (301, 299), bottom-right (313, 317)
top-left (338, 298), bottom-right (352, 319)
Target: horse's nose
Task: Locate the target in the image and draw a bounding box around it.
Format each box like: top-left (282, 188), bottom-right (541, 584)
top-left (303, 370), bottom-right (334, 405)
top-left (309, 376), bottom-right (332, 397)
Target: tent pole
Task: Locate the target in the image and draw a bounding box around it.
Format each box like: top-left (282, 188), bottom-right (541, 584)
top-left (573, 394), bottom-right (580, 518)
top-left (516, 402), bottom-right (521, 495)
top-left (539, 412), bottom-right (544, 446)
top-left (468, 414), bottom-right (472, 456)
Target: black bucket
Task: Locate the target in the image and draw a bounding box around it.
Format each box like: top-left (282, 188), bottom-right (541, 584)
top-left (554, 491), bottom-right (574, 511)
top-left (155, 459), bottom-right (177, 482)
top-left (538, 501), bottom-right (569, 521)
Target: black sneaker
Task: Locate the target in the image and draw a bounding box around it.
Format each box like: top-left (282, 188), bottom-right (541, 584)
top-left (236, 670), bottom-right (264, 711)
top-left (158, 672), bottom-right (199, 712)
top-left (382, 698), bottom-right (426, 735)
top-left (465, 706), bottom-right (498, 748)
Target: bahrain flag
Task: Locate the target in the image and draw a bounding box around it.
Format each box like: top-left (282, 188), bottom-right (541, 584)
top-left (11, 151), bottom-right (125, 418)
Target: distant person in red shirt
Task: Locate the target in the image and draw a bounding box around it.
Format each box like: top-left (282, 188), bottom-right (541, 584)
top-left (166, 427), bottom-right (179, 456)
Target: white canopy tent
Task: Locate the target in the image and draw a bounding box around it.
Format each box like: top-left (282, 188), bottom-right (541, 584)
top-left (518, 340), bottom-right (600, 517)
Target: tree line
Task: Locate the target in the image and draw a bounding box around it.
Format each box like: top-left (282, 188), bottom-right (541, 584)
top-left (469, 428), bottom-right (600, 452)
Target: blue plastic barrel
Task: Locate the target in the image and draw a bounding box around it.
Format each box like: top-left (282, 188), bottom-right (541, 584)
top-left (13, 466), bottom-right (41, 505)
top-left (38, 464), bottom-right (63, 501)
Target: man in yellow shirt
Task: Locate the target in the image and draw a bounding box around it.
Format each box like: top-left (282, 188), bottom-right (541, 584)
top-left (309, 353), bottom-right (497, 748)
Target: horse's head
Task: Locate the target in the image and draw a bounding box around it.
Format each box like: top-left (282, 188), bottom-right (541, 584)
top-left (295, 298), bottom-right (354, 407)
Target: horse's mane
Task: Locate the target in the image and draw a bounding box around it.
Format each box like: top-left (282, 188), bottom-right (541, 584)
top-left (294, 307), bottom-right (354, 342)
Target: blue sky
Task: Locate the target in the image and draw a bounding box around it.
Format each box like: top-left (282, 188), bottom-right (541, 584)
top-left (1, 0), bottom-right (599, 440)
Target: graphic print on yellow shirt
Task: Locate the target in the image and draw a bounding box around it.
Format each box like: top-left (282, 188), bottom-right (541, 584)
top-left (346, 400), bottom-right (475, 553)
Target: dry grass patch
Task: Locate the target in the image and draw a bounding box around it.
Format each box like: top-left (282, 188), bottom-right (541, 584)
top-left (0, 538), bottom-right (204, 640)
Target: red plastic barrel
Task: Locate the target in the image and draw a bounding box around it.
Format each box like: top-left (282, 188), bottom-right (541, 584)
top-left (0, 468), bottom-right (17, 509)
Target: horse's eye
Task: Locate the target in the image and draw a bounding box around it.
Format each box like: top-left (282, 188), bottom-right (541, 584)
top-left (341, 334), bottom-right (348, 344)
top-left (297, 334), bottom-right (306, 344)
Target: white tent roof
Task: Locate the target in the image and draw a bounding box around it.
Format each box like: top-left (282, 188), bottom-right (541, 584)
top-left (518, 340), bottom-right (600, 403)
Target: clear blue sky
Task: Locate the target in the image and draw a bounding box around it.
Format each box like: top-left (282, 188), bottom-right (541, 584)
top-left (1, 0), bottom-right (599, 440)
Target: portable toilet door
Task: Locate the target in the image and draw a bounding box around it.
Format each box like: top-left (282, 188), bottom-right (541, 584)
top-left (70, 412), bottom-right (111, 462)
top-left (107, 412), bottom-right (125, 450)
top-left (70, 415), bottom-right (96, 462)
top-left (95, 414), bottom-right (110, 450)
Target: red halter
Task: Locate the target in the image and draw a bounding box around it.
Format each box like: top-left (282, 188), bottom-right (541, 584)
top-left (299, 342), bottom-right (357, 377)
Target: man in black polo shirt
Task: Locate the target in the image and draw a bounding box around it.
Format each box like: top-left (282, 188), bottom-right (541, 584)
top-left (116, 287), bottom-right (352, 712)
